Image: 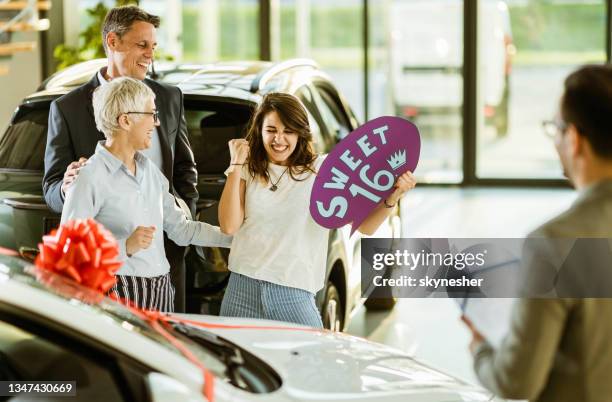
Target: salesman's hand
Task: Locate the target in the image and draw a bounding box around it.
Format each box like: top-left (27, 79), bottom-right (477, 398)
top-left (228, 139), bottom-right (249, 165)
top-left (126, 226), bottom-right (156, 256)
top-left (61, 157), bottom-right (88, 196)
top-left (461, 315), bottom-right (486, 354)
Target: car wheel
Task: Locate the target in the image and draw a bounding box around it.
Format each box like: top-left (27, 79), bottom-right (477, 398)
top-left (364, 242), bottom-right (397, 312)
top-left (322, 282), bottom-right (344, 331)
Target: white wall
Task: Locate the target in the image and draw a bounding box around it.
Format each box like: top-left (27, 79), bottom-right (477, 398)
top-left (0, 31), bottom-right (42, 133)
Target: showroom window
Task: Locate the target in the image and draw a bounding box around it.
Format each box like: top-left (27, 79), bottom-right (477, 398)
top-left (277, 0), bottom-right (365, 122)
top-left (61, 0), bottom-right (611, 185)
top-left (70, 0), bottom-right (259, 63)
top-left (369, 0), bottom-right (465, 183)
top-left (178, 0), bottom-right (259, 62)
top-left (476, 0), bottom-right (608, 180)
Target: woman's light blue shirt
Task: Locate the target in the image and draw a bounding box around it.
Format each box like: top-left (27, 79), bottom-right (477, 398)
top-left (62, 141), bottom-right (231, 277)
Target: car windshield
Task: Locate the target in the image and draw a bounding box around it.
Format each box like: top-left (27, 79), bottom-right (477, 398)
top-left (0, 256), bottom-right (226, 375)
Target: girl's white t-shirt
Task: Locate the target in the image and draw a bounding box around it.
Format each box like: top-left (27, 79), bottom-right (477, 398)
top-left (226, 155), bottom-right (328, 294)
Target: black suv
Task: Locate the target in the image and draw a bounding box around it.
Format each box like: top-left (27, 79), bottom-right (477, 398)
top-left (0, 58), bottom-right (400, 330)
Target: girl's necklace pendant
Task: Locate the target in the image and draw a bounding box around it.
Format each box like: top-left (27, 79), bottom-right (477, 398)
top-left (268, 167), bottom-right (288, 192)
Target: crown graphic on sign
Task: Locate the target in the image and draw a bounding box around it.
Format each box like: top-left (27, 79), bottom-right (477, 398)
top-left (387, 150), bottom-right (407, 170)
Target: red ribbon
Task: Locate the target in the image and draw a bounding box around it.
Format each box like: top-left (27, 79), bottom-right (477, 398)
top-left (165, 316), bottom-right (323, 333)
top-left (35, 219), bottom-right (122, 294)
top-left (109, 295), bottom-right (325, 402)
top-left (110, 295), bottom-right (216, 401)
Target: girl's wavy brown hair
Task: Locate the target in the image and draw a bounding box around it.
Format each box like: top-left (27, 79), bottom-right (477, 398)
top-left (245, 92), bottom-right (317, 183)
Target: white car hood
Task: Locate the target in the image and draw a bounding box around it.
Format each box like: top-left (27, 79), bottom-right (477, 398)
top-left (174, 314), bottom-right (495, 401)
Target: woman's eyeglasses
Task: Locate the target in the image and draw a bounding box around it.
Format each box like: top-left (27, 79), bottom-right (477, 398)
top-left (126, 110), bottom-right (159, 124)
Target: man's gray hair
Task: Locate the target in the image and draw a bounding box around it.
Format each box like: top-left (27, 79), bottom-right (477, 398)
top-left (102, 5), bottom-right (160, 54)
top-left (92, 77), bottom-right (155, 139)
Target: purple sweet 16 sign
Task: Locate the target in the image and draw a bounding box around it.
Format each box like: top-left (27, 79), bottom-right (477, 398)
top-left (310, 116), bottom-right (420, 233)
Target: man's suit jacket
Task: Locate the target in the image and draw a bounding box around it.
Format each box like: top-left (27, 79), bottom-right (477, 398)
top-left (473, 180), bottom-right (612, 402)
top-left (43, 73), bottom-right (198, 215)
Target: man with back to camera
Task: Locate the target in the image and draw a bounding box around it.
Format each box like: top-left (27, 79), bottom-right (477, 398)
top-left (43, 5), bottom-right (198, 312)
top-left (462, 65), bottom-right (612, 402)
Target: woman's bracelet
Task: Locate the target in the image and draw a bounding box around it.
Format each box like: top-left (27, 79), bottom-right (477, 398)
top-left (230, 163), bottom-right (245, 166)
top-left (383, 198), bottom-right (396, 208)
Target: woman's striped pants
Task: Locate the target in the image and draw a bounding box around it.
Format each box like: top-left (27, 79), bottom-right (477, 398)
top-left (111, 273), bottom-right (175, 312)
top-left (220, 272), bottom-right (324, 328)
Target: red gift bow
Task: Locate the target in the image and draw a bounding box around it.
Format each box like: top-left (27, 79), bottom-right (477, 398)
top-left (35, 219), bottom-right (122, 293)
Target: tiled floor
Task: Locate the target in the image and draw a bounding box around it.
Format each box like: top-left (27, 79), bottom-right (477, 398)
top-left (346, 186), bottom-right (577, 384)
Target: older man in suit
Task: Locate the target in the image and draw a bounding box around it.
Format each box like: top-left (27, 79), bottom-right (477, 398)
top-left (43, 5), bottom-right (198, 312)
top-left (463, 65), bottom-right (612, 402)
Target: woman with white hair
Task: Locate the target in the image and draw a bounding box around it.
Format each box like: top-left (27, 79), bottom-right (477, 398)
top-left (61, 77), bottom-right (231, 312)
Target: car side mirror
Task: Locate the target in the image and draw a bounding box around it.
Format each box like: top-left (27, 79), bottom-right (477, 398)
top-left (146, 372), bottom-right (209, 402)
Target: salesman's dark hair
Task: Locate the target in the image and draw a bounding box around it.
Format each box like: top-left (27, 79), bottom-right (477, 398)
top-left (561, 64), bottom-right (612, 159)
top-left (102, 5), bottom-right (160, 53)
